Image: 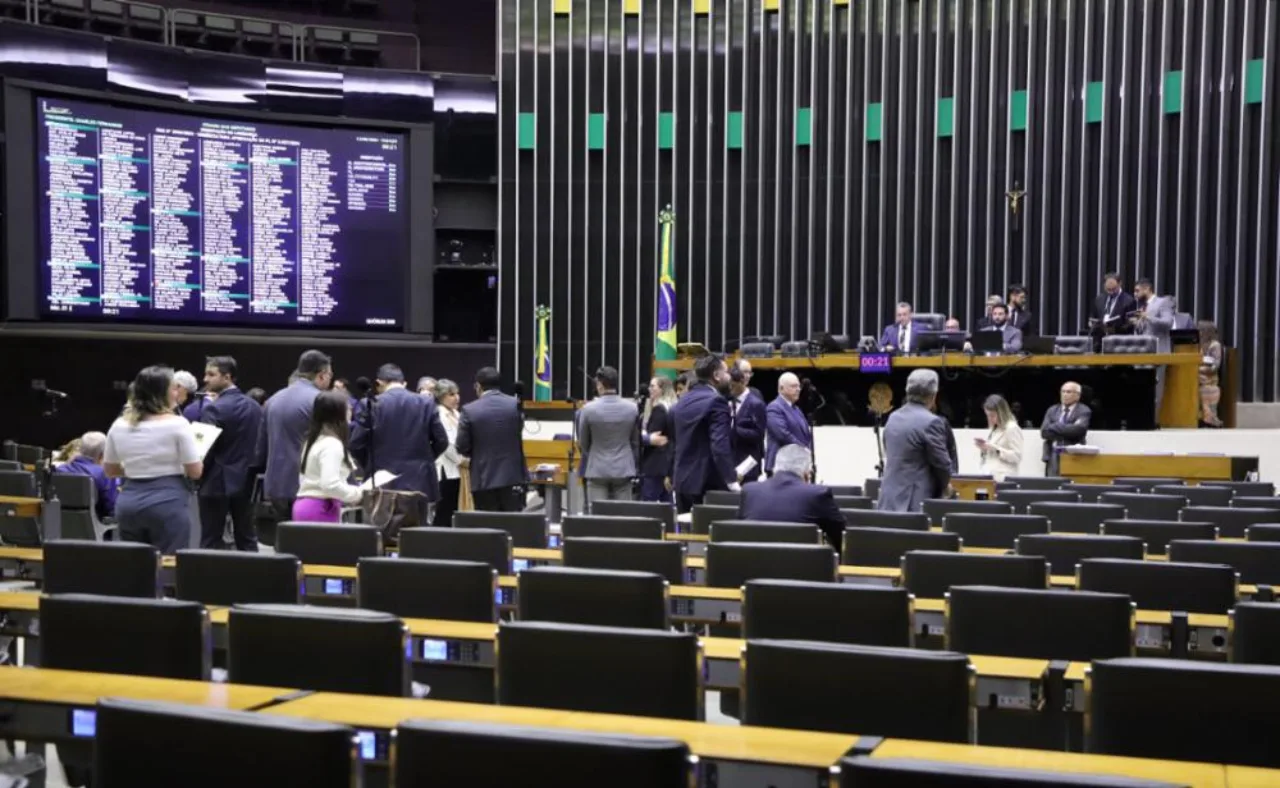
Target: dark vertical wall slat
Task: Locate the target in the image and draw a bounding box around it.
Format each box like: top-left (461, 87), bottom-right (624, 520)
top-left (499, 0), bottom-right (1280, 401)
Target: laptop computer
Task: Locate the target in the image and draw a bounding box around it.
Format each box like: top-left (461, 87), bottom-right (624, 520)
top-left (1023, 335), bottom-right (1056, 354)
top-left (969, 330), bottom-right (1006, 354)
top-left (915, 331), bottom-right (967, 354)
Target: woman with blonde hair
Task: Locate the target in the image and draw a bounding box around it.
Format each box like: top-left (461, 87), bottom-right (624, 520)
top-left (974, 394), bottom-right (1023, 481)
top-left (638, 376), bottom-right (677, 502)
top-left (1198, 321), bottom-right (1224, 427)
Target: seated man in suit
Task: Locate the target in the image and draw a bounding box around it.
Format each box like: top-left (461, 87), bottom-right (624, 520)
top-left (877, 369), bottom-right (954, 513)
top-left (1040, 381), bottom-right (1092, 475)
top-left (975, 294), bottom-right (1004, 329)
top-left (879, 302), bottom-right (922, 353)
top-left (737, 444), bottom-right (845, 547)
top-left (965, 303), bottom-right (1023, 353)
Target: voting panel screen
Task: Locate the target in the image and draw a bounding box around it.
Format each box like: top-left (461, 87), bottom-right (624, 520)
top-left (38, 96), bottom-right (407, 329)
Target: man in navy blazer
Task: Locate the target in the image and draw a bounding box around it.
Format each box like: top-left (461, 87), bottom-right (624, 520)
top-left (729, 364), bottom-right (766, 482)
top-left (765, 372), bottom-right (811, 473)
top-left (198, 356), bottom-right (264, 551)
top-left (880, 302), bottom-right (923, 353)
top-left (670, 354), bottom-right (738, 512)
top-left (352, 363), bottom-right (451, 526)
top-left (738, 444), bottom-right (845, 547)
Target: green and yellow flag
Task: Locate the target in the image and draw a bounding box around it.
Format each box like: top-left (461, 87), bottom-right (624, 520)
top-left (655, 206), bottom-right (678, 379)
top-left (534, 304), bottom-right (552, 401)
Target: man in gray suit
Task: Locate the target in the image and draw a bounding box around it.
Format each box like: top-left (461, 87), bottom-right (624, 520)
top-left (876, 369), bottom-right (954, 513)
top-left (578, 366), bottom-right (640, 506)
top-left (457, 366), bottom-right (528, 512)
top-left (1133, 278), bottom-right (1176, 410)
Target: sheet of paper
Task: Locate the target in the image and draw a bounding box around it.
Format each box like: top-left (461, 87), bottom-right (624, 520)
top-left (735, 456), bottom-right (758, 477)
top-left (359, 470), bottom-right (399, 491)
top-left (188, 422), bottom-right (222, 461)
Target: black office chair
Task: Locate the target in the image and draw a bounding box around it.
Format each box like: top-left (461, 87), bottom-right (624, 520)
top-left (0, 441), bottom-right (13, 461)
top-left (947, 586), bottom-right (1133, 661)
top-left (590, 500), bottom-right (676, 534)
top-left (517, 567), bottom-right (668, 629)
top-left (496, 621), bottom-right (700, 720)
top-left (1231, 602), bottom-right (1280, 665)
top-left (703, 490), bottom-right (742, 507)
top-left (1027, 502), bottom-right (1126, 534)
top-left (43, 540), bottom-right (161, 598)
top-left (1112, 477), bottom-right (1183, 494)
top-left (1063, 483), bottom-right (1139, 504)
top-left (1250, 524), bottom-right (1280, 542)
top-left (709, 520), bottom-right (821, 544)
top-left (741, 640), bottom-right (972, 741)
top-left (901, 552), bottom-right (1048, 599)
top-left (393, 719), bottom-right (694, 788)
top-left (94, 698), bottom-right (356, 788)
top-left (1087, 657), bottom-right (1280, 767)
top-left (690, 504), bottom-right (738, 535)
top-left (1097, 493), bottom-right (1185, 522)
top-left (743, 580), bottom-right (912, 647)
top-left (454, 511), bottom-right (549, 549)
top-left (51, 473), bottom-right (112, 541)
top-left (1182, 505), bottom-right (1280, 539)
top-left (842, 509), bottom-right (930, 531)
top-left (994, 481), bottom-right (1021, 494)
top-left (842, 527), bottom-right (961, 567)
top-left (562, 537), bottom-right (687, 585)
top-left (837, 755), bottom-right (1188, 787)
top-left (996, 490), bottom-right (1081, 514)
top-left (1231, 495), bottom-right (1280, 510)
top-left (358, 557), bottom-right (497, 622)
top-left (227, 604), bottom-right (410, 696)
top-left (175, 550), bottom-right (302, 606)
top-left (834, 495), bottom-right (874, 511)
top-left (864, 478), bottom-right (881, 501)
top-left (40, 594), bottom-right (211, 679)
top-left (941, 513), bottom-right (1049, 549)
top-left (1167, 540), bottom-right (1280, 585)
top-left (1100, 519), bottom-right (1216, 554)
top-left (0, 460), bottom-right (18, 472)
top-left (922, 499), bottom-right (1014, 528)
top-left (14, 445), bottom-right (46, 466)
top-left (1205, 481), bottom-right (1276, 497)
top-left (1077, 558), bottom-right (1237, 614)
top-left (399, 527), bottom-right (513, 574)
top-left (562, 514), bottom-right (665, 541)
top-left (825, 484), bottom-right (864, 497)
top-left (1015, 533), bottom-right (1146, 575)
top-left (705, 542), bottom-right (837, 588)
top-left (1152, 484), bottom-right (1233, 507)
top-left (274, 523), bottom-right (383, 566)
top-left (0, 515), bottom-right (41, 547)
top-left (1004, 476), bottom-right (1070, 491)
top-left (0, 470), bottom-right (37, 498)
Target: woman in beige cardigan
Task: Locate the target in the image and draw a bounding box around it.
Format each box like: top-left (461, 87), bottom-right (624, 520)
top-left (975, 394), bottom-right (1023, 481)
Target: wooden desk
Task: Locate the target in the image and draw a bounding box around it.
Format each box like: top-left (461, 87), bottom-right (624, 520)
top-left (1226, 766), bottom-right (1280, 788)
top-left (0, 496), bottom-right (42, 519)
top-left (869, 739), bottom-right (1228, 787)
top-left (263, 692), bottom-right (862, 779)
top-left (1060, 453), bottom-right (1259, 484)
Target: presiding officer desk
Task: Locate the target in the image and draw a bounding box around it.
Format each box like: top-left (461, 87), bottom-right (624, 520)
top-left (0, 665), bottom-right (1272, 787)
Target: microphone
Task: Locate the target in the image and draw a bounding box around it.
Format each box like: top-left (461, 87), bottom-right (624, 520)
top-left (43, 389), bottom-right (69, 399)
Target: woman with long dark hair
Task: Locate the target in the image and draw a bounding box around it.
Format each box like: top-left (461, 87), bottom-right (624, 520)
top-left (293, 389), bottom-right (364, 522)
top-left (103, 365), bottom-right (202, 553)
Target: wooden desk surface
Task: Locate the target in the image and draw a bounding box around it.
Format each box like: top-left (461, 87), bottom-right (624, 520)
top-left (0, 590), bottom-right (38, 610)
top-left (0, 496), bottom-right (42, 518)
top-left (1225, 766), bottom-right (1280, 788)
top-left (655, 353), bottom-right (1202, 371)
top-left (263, 692), bottom-right (861, 769)
top-left (0, 665), bottom-right (290, 710)
top-left (870, 739), bottom-right (1228, 787)
top-left (0, 547), bottom-right (43, 562)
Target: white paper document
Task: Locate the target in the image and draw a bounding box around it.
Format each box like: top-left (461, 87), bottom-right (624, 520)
top-left (360, 470), bottom-right (400, 491)
top-left (735, 456), bottom-right (759, 478)
top-left (188, 422), bottom-right (222, 461)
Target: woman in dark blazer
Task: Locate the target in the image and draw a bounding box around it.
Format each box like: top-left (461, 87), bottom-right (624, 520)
top-left (638, 376), bottom-right (677, 502)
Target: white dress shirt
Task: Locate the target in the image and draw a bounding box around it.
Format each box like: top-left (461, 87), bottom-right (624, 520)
top-left (435, 407), bottom-right (463, 480)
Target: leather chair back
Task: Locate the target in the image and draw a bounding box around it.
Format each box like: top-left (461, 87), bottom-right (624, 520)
top-left (1097, 493), bottom-right (1185, 522)
top-left (44, 540), bottom-right (160, 598)
top-left (704, 542), bottom-right (837, 588)
top-left (1077, 558), bottom-right (1237, 614)
top-left (690, 504), bottom-right (739, 536)
top-left (41, 593), bottom-right (210, 680)
top-left (941, 513), bottom-right (1049, 549)
top-left (1231, 602), bottom-right (1280, 666)
top-left (743, 579), bottom-right (911, 647)
top-left (1182, 505), bottom-right (1280, 539)
top-left (590, 500), bottom-right (676, 533)
top-left (175, 550), bottom-right (302, 606)
top-left (562, 515), bottom-right (665, 541)
top-left (1167, 540), bottom-right (1280, 585)
top-left (275, 523), bottom-right (382, 566)
top-left (947, 586), bottom-right (1133, 661)
top-left (1015, 533), bottom-right (1145, 575)
top-left (399, 527), bottom-right (512, 574)
top-left (841, 509), bottom-right (930, 532)
top-left (1153, 485), bottom-right (1233, 507)
top-left (453, 512), bottom-right (548, 549)
top-left (922, 499), bottom-right (1014, 528)
top-left (1100, 519), bottom-right (1216, 554)
top-left (842, 527), bottom-right (960, 567)
top-left (709, 520), bottom-right (821, 545)
top-left (517, 567), bottom-right (668, 629)
top-left (358, 557), bottom-right (497, 622)
top-left (901, 552), bottom-right (1048, 599)
top-left (562, 537), bottom-right (687, 585)
top-left (1028, 502), bottom-right (1126, 534)
top-left (996, 490), bottom-right (1081, 514)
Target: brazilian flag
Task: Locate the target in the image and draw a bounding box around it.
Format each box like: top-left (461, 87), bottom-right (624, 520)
top-left (534, 304), bottom-right (552, 401)
top-left (655, 207), bottom-right (677, 379)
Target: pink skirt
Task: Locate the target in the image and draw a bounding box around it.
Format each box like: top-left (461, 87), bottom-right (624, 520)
top-left (291, 497), bottom-right (344, 523)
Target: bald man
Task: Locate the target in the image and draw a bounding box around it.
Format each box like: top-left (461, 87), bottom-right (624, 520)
top-left (765, 372), bottom-right (811, 474)
top-left (1040, 381), bottom-right (1091, 475)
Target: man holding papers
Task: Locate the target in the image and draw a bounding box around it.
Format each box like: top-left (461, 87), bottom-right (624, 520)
top-left (738, 445), bottom-right (845, 547)
top-left (197, 356), bottom-right (263, 551)
top-left (728, 364), bottom-right (766, 483)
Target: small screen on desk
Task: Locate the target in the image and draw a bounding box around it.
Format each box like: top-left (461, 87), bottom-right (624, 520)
top-left (859, 353), bottom-right (893, 373)
top-left (357, 730), bottom-right (377, 761)
top-left (70, 708), bottom-right (96, 737)
top-left (512, 558), bottom-right (529, 572)
top-left (324, 578), bottom-right (344, 595)
top-left (548, 534), bottom-right (561, 548)
top-left (494, 588), bottom-right (505, 605)
top-left (421, 638), bottom-right (448, 661)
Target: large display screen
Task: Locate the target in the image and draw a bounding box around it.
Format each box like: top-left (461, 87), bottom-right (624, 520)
top-left (37, 96), bottom-right (406, 328)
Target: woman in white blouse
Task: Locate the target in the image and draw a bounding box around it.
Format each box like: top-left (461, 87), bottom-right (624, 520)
top-left (103, 365), bottom-right (203, 554)
top-left (293, 389), bottom-right (364, 522)
top-left (975, 394), bottom-right (1023, 481)
top-left (433, 379), bottom-right (464, 527)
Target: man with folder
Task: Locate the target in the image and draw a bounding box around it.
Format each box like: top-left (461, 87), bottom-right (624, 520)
top-left (197, 356), bottom-right (263, 551)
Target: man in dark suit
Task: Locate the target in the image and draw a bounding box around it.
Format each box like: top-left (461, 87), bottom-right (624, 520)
top-left (728, 364), bottom-right (766, 482)
top-left (738, 444), bottom-right (845, 547)
top-left (879, 302), bottom-right (923, 353)
top-left (1007, 284), bottom-right (1035, 335)
top-left (351, 363), bottom-right (451, 527)
top-left (198, 356), bottom-right (264, 551)
top-left (1041, 381), bottom-right (1092, 475)
top-left (1090, 272), bottom-right (1137, 333)
top-left (877, 369), bottom-right (954, 513)
top-left (670, 354), bottom-right (738, 513)
top-left (765, 372), bottom-right (811, 473)
top-left (457, 366), bottom-right (528, 512)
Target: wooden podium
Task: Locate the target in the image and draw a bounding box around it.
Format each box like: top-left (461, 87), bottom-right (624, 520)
top-left (523, 439), bottom-right (577, 486)
top-left (1060, 453), bottom-right (1259, 484)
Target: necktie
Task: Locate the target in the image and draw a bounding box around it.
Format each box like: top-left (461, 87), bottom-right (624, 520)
top-left (899, 326), bottom-right (908, 351)
top-left (731, 398), bottom-right (739, 426)
top-left (1105, 295), bottom-right (1115, 317)
top-left (1060, 407), bottom-right (1071, 424)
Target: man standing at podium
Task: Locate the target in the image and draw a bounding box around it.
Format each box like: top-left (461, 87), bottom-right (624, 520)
top-left (670, 354), bottom-right (738, 512)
